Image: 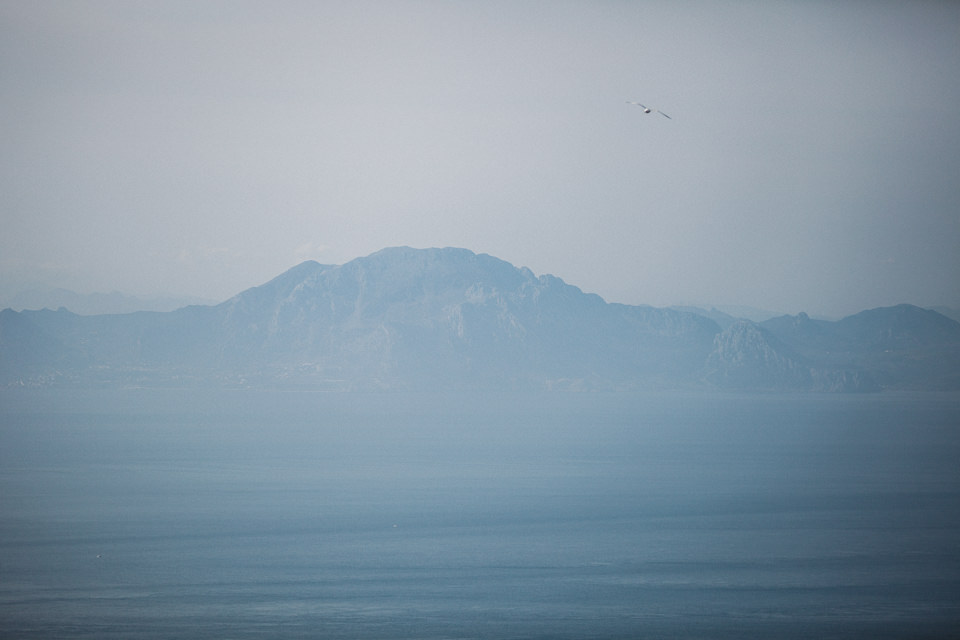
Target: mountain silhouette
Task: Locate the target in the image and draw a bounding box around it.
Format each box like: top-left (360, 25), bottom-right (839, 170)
top-left (2, 247), bottom-right (958, 391)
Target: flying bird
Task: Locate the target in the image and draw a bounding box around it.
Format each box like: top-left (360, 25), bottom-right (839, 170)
top-left (626, 101), bottom-right (671, 119)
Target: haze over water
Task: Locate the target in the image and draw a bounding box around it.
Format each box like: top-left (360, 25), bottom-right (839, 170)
top-left (2, 389), bottom-right (958, 638)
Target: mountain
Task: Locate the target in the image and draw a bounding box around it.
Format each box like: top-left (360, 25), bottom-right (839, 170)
top-left (2, 247), bottom-right (958, 391)
top-left (758, 305), bottom-right (960, 391)
top-left (195, 247), bottom-right (720, 389)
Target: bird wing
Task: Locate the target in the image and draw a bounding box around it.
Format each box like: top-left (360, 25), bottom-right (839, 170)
top-left (626, 101), bottom-right (648, 109)
top-left (657, 110), bottom-right (672, 119)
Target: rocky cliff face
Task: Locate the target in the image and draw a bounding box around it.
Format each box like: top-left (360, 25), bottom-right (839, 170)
top-left (703, 321), bottom-right (813, 390)
top-left (702, 320), bottom-right (878, 392)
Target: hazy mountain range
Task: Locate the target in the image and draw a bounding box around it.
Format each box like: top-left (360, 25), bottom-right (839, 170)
top-left (2, 247), bottom-right (959, 391)
top-left (0, 288), bottom-right (216, 316)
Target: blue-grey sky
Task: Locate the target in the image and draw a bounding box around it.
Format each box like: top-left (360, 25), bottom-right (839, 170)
top-left (2, 0), bottom-right (958, 318)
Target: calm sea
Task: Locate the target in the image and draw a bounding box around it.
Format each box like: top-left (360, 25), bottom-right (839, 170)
top-left (1, 389), bottom-right (958, 639)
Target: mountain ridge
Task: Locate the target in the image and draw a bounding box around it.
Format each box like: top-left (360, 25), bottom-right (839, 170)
top-left (0, 288), bottom-right (217, 315)
top-left (2, 247), bottom-right (958, 391)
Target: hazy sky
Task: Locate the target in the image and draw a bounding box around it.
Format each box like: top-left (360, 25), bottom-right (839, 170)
top-left (2, 0), bottom-right (959, 318)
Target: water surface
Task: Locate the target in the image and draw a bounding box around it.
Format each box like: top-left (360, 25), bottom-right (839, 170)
top-left (1, 390), bottom-right (958, 638)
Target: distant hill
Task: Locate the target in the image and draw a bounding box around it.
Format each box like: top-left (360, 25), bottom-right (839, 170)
top-left (759, 306), bottom-right (960, 391)
top-left (671, 304), bottom-right (785, 325)
top-left (1, 288), bottom-right (216, 315)
top-left (669, 306), bottom-right (740, 330)
top-left (2, 247), bottom-right (958, 391)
